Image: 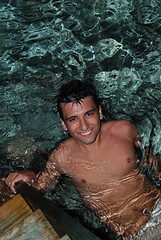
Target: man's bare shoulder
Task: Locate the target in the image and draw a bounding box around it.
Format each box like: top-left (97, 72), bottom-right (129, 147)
top-left (113, 119), bottom-right (135, 129)
top-left (61, 137), bottom-right (76, 150)
top-left (102, 119), bottom-right (131, 128)
top-left (50, 138), bottom-right (74, 161)
top-left (102, 120), bottom-right (138, 138)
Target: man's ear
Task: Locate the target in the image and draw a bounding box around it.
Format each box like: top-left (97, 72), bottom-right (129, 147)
top-left (60, 118), bottom-right (68, 131)
top-left (99, 105), bottom-right (103, 120)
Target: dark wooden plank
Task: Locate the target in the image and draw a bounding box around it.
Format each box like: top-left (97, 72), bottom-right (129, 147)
top-left (15, 181), bottom-right (101, 240)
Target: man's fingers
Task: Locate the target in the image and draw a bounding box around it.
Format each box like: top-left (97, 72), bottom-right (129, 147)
top-left (6, 173), bottom-right (18, 184)
top-left (10, 182), bottom-right (17, 194)
top-left (5, 173), bottom-right (18, 193)
top-left (5, 171), bottom-right (35, 194)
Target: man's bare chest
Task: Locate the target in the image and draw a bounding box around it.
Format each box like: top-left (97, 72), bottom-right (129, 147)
top-left (62, 156), bottom-right (135, 193)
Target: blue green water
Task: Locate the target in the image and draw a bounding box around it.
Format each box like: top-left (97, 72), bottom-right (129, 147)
top-left (0, 0), bottom-right (160, 238)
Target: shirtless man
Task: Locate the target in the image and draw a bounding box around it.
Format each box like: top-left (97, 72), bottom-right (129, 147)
top-left (6, 80), bottom-right (161, 239)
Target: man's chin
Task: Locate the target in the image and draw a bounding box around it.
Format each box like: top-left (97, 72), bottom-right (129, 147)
top-left (78, 137), bottom-right (97, 145)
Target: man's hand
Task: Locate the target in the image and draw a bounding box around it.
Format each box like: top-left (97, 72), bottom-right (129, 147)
top-left (5, 170), bottom-right (35, 194)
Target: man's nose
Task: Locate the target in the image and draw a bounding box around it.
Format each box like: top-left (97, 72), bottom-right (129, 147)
top-left (80, 118), bottom-right (88, 130)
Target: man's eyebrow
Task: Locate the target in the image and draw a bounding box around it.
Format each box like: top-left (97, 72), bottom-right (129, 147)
top-left (86, 108), bottom-right (96, 114)
top-left (65, 115), bottom-right (77, 121)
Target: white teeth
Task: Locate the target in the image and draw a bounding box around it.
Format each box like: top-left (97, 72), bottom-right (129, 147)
top-left (81, 130), bottom-right (91, 136)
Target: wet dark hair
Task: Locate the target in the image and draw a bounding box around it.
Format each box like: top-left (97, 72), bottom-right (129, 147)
top-left (57, 80), bottom-right (100, 119)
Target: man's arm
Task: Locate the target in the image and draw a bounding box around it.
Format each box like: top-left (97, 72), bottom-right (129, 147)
top-left (142, 146), bottom-right (161, 178)
top-left (125, 120), bottom-right (161, 178)
top-left (6, 147), bottom-right (62, 194)
top-left (33, 152), bottom-right (61, 193)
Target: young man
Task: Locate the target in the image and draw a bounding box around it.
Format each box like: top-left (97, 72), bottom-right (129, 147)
top-left (6, 80), bottom-right (161, 239)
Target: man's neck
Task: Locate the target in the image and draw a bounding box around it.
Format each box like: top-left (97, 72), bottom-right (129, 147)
top-left (75, 132), bottom-right (102, 152)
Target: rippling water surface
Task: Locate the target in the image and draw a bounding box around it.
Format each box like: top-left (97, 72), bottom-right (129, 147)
top-left (0, 0), bottom-right (161, 238)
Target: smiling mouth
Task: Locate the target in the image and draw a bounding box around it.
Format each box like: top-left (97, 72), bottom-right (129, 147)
top-left (80, 129), bottom-right (92, 136)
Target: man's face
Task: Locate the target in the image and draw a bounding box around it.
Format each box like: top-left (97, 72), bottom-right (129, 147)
top-left (60, 96), bottom-right (103, 145)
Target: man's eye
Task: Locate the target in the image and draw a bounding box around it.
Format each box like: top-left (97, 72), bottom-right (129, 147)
top-left (87, 112), bottom-right (93, 116)
top-left (69, 118), bottom-right (76, 122)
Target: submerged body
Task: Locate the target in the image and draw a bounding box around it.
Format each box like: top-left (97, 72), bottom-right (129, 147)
top-left (34, 119), bottom-right (160, 238)
top-left (6, 84), bottom-right (161, 239)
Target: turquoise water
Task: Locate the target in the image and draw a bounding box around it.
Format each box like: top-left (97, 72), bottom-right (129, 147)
top-left (0, 0), bottom-right (160, 238)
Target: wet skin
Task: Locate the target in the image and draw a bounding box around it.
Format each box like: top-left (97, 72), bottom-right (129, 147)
top-left (6, 96), bottom-right (160, 238)
top-left (60, 97), bottom-right (103, 145)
